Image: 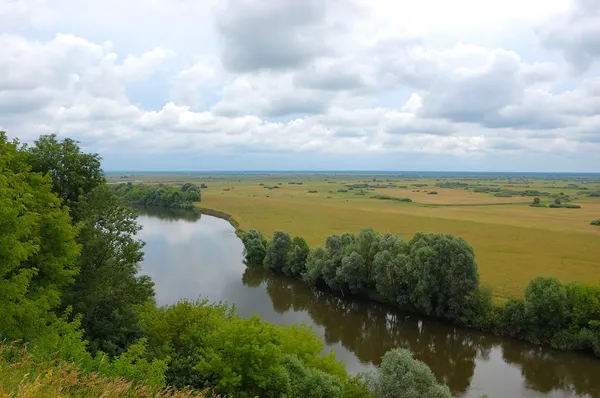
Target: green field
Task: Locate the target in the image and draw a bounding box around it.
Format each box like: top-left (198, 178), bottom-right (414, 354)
top-left (108, 173), bottom-right (600, 302)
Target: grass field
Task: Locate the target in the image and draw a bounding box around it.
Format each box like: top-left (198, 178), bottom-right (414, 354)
top-left (108, 173), bottom-right (600, 302)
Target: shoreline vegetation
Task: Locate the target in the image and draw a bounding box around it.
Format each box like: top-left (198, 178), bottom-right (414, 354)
top-left (191, 202), bottom-right (600, 358)
top-left (237, 224), bottom-right (600, 359)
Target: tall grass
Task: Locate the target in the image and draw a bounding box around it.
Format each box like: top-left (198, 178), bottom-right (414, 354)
top-left (0, 345), bottom-right (218, 398)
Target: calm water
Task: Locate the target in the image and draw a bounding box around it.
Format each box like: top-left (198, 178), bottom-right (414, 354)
top-left (137, 207), bottom-right (600, 398)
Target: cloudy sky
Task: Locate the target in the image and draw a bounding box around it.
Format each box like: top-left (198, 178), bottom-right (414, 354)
top-left (1, 0), bottom-right (600, 171)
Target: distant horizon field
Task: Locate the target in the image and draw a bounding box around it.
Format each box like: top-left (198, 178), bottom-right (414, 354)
top-left (106, 170), bottom-right (600, 176)
top-left (107, 172), bottom-right (600, 302)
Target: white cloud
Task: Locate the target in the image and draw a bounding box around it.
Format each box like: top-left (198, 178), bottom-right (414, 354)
top-left (0, 0), bottom-right (599, 170)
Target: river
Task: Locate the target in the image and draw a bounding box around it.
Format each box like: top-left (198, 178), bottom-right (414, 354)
top-left (136, 207), bottom-right (600, 398)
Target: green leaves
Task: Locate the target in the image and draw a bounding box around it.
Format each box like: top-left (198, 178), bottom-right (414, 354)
top-left (62, 184), bottom-right (155, 357)
top-left (138, 300), bottom-right (365, 397)
top-left (242, 229), bottom-right (267, 265)
top-left (366, 348), bottom-right (451, 398)
top-left (0, 132), bottom-right (80, 342)
top-left (112, 183), bottom-right (201, 209)
top-left (27, 134), bottom-right (104, 219)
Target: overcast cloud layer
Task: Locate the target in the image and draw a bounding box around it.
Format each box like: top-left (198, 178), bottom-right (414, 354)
top-left (1, 0), bottom-right (600, 171)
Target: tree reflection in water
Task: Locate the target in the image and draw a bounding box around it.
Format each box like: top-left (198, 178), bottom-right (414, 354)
top-left (242, 266), bottom-right (600, 397)
top-left (134, 206), bottom-right (202, 222)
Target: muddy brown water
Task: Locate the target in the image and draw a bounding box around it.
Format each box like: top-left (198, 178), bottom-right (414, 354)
top-left (137, 207), bottom-right (600, 398)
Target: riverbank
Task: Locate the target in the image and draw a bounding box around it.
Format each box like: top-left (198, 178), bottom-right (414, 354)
top-left (195, 206), bottom-right (243, 237)
top-left (138, 208), bottom-right (600, 397)
top-left (197, 203), bottom-right (600, 360)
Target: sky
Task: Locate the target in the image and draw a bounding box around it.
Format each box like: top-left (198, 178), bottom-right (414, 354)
top-left (1, 0), bottom-right (600, 172)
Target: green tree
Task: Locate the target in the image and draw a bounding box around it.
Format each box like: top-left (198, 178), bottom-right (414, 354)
top-left (366, 348), bottom-right (451, 398)
top-left (0, 132), bottom-right (80, 341)
top-left (337, 252), bottom-right (368, 295)
top-left (533, 197), bottom-right (540, 205)
top-left (523, 276), bottom-right (569, 339)
top-left (61, 184), bottom-right (155, 356)
top-left (27, 134), bottom-right (104, 219)
top-left (302, 247), bottom-right (327, 286)
top-left (242, 229), bottom-right (268, 265)
top-left (406, 233), bottom-right (479, 319)
top-left (264, 231), bottom-right (293, 272)
top-left (284, 237), bottom-right (310, 277)
top-left (501, 298), bottom-right (526, 336)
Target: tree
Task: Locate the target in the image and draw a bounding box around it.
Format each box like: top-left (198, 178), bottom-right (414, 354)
top-left (554, 197), bottom-right (562, 205)
top-left (337, 252), bottom-right (368, 295)
top-left (406, 233), bottom-right (479, 320)
top-left (0, 132), bottom-right (80, 341)
top-left (242, 230), bottom-right (267, 265)
top-left (523, 276), bottom-right (569, 339)
top-left (533, 197), bottom-right (540, 205)
top-left (27, 134), bottom-right (104, 219)
top-left (61, 184), bottom-right (155, 356)
top-left (264, 231), bottom-right (293, 272)
top-left (284, 237), bottom-right (310, 277)
top-left (366, 348), bottom-right (451, 398)
top-left (302, 248), bottom-right (327, 286)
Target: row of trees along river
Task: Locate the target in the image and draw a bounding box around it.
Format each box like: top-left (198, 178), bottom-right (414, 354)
top-left (242, 228), bottom-right (600, 358)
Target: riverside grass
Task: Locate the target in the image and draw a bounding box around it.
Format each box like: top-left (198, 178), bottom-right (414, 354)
top-left (108, 173), bottom-right (600, 302)
top-left (0, 345), bottom-right (216, 398)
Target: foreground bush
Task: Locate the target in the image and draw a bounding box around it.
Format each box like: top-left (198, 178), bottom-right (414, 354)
top-left (366, 349), bottom-right (451, 398)
top-left (591, 219), bottom-right (600, 226)
top-left (138, 300), bottom-right (370, 398)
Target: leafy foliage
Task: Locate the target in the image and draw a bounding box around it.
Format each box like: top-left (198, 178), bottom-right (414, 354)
top-left (27, 134), bottom-right (104, 219)
top-left (0, 132), bottom-right (80, 342)
top-left (138, 300), bottom-right (367, 397)
top-left (113, 183), bottom-right (201, 209)
top-left (242, 229), bottom-right (268, 265)
top-left (244, 226), bottom-right (600, 357)
top-left (62, 184), bottom-right (155, 357)
top-left (366, 349), bottom-right (451, 398)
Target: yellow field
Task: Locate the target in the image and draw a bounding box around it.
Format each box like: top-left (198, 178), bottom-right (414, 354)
top-left (109, 173), bottom-right (600, 301)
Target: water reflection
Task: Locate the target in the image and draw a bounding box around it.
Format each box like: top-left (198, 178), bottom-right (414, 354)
top-left (135, 206), bottom-right (202, 222)
top-left (138, 209), bottom-right (600, 398)
top-left (243, 266), bottom-right (600, 398)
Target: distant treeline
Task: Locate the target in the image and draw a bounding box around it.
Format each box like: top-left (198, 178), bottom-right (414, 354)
top-left (242, 229), bottom-right (600, 358)
top-left (112, 182), bottom-right (201, 209)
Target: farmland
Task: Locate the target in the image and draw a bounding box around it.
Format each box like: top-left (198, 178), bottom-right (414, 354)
top-left (108, 172), bottom-right (600, 302)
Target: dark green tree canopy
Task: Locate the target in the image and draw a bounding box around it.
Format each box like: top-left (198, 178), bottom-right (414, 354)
top-left (0, 132), bottom-right (80, 341)
top-left (27, 134), bottom-right (104, 217)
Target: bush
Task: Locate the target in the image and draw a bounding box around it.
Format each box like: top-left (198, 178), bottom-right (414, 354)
top-left (308, 190), bottom-right (318, 193)
top-left (371, 194), bottom-right (412, 202)
top-left (242, 230), bottom-right (267, 265)
top-left (427, 191), bottom-right (438, 195)
top-left (366, 349), bottom-right (451, 398)
top-left (138, 301), bottom-right (364, 398)
top-left (591, 219), bottom-right (600, 226)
